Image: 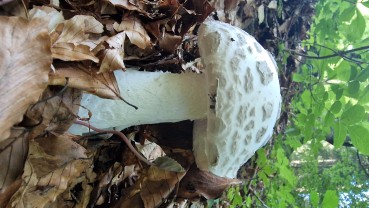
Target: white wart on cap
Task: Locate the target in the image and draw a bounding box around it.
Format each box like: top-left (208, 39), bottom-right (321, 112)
top-left (193, 20), bottom-right (282, 178)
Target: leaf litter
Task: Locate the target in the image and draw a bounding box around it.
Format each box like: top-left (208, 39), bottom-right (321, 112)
top-left (0, 0), bottom-right (242, 207)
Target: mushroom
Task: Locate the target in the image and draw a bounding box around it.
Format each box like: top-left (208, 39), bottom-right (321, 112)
top-left (70, 20), bottom-right (282, 178)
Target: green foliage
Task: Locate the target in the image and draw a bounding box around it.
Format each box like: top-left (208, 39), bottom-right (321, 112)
top-left (322, 190), bottom-right (339, 208)
top-left (222, 0), bottom-right (369, 207)
top-left (261, 0), bottom-right (369, 207)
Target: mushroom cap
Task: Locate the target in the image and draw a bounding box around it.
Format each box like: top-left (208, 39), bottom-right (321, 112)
top-left (193, 20), bottom-right (282, 178)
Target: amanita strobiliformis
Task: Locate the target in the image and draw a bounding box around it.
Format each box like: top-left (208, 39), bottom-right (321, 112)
top-left (70, 20), bottom-right (282, 178)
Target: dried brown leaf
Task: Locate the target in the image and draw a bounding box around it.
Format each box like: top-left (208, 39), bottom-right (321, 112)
top-left (49, 15), bottom-right (104, 62)
top-left (89, 163), bottom-right (137, 206)
top-left (23, 87), bottom-right (81, 140)
top-left (52, 42), bottom-right (99, 62)
top-left (0, 128), bottom-right (28, 192)
top-left (99, 49), bottom-right (125, 73)
top-left (8, 135), bottom-right (92, 208)
top-left (113, 16), bottom-right (151, 49)
top-left (98, 32), bottom-right (126, 73)
top-left (49, 64), bottom-right (121, 99)
top-left (0, 16), bottom-right (51, 142)
top-left (107, 0), bottom-right (150, 16)
top-left (55, 15), bottom-right (103, 44)
top-left (141, 166), bottom-right (187, 208)
top-left (158, 33), bottom-right (182, 53)
top-left (29, 6), bottom-right (65, 32)
top-left (178, 165), bottom-right (242, 200)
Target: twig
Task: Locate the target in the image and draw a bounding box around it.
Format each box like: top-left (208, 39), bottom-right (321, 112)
top-left (287, 45), bottom-right (369, 60)
top-left (249, 188), bottom-right (269, 208)
top-left (73, 120), bottom-right (153, 166)
top-left (356, 151), bottom-right (369, 178)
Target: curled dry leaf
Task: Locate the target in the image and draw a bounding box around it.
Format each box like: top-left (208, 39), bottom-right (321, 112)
top-left (89, 163), bottom-right (137, 206)
top-left (49, 64), bottom-right (121, 99)
top-left (107, 0), bottom-right (149, 16)
top-left (178, 165), bottom-right (242, 200)
top-left (158, 33), bottom-right (183, 53)
top-left (0, 16), bottom-right (51, 142)
top-left (29, 6), bottom-right (65, 32)
top-left (54, 15), bottom-right (104, 44)
top-left (0, 127), bottom-right (28, 202)
top-left (50, 15), bottom-right (104, 62)
top-left (8, 134), bottom-right (92, 208)
top-left (23, 87), bottom-right (82, 140)
top-left (137, 140), bottom-right (166, 162)
top-left (113, 16), bottom-right (151, 49)
top-left (52, 42), bottom-right (100, 62)
top-left (140, 165), bottom-right (187, 208)
top-left (98, 32), bottom-right (126, 73)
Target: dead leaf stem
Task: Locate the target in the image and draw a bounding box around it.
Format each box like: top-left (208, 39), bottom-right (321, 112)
top-left (73, 120), bottom-right (152, 166)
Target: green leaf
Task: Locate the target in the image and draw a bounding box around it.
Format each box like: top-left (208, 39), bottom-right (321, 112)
top-left (336, 62), bottom-right (351, 81)
top-left (356, 66), bottom-right (369, 82)
top-left (292, 73), bottom-right (305, 82)
top-left (333, 122), bottom-right (347, 148)
top-left (285, 128), bottom-right (301, 136)
top-left (227, 187), bottom-right (235, 201)
top-left (348, 125), bottom-right (369, 155)
top-left (347, 80), bottom-right (360, 97)
top-left (347, 9), bottom-right (366, 40)
top-left (153, 156), bottom-right (185, 172)
top-left (341, 104), bottom-right (365, 124)
top-left (232, 190), bottom-right (243, 206)
top-left (322, 190), bottom-right (339, 208)
top-left (301, 90), bottom-right (312, 107)
top-left (310, 190), bottom-right (319, 207)
top-left (324, 111), bottom-right (335, 126)
top-left (330, 101), bottom-right (342, 114)
top-left (363, 1), bottom-right (369, 8)
top-left (278, 165), bottom-right (296, 186)
top-left (358, 85), bottom-right (369, 104)
top-left (330, 84), bottom-right (344, 100)
top-left (339, 6), bottom-right (355, 22)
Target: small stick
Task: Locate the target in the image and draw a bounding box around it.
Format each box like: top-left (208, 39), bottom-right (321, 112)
top-left (74, 120), bottom-right (153, 166)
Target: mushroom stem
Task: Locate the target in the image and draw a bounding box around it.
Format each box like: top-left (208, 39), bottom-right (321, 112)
top-left (69, 69), bottom-right (208, 135)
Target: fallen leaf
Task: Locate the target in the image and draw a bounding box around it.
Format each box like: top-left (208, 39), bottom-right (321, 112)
top-left (0, 128), bottom-right (28, 193)
top-left (154, 156), bottom-right (185, 172)
top-left (52, 42), bottom-right (99, 62)
top-left (29, 6), bottom-right (65, 32)
top-left (137, 140), bottom-right (165, 162)
top-left (141, 166), bottom-right (187, 208)
top-left (23, 87), bottom-right (81, 140)
top-left (89, 163), bottom-right (137, 206)
top-left (178, 165), bottom-right (242, 200)
top-left (49, 15), bottom-right (104, 62)
top-left (49, 64), bottom-right (121, 99)
top-left (8, 134), bottom-right (92, 208)
top-left (54, 15), bottom-right (104, 44)
top-left (98, 32), bottom-right (126, 73)
top-left (107, 0), bottom-right (150, 17)
top-left (158, 33), bottom-right (182, 53)
top-left (0, 16), bottom-right (51, 142)
top-left (113, 16), bottom-right (151, 49)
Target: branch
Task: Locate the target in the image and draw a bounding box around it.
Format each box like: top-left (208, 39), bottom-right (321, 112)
top-left (287, 45), bottom-right (369, 60)
top-left (74, 120), bottom-right (153, 166)
top-left (356, 151), bottom-right (369, 178)
top-left (249, 188), bottom-right (269, 208)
